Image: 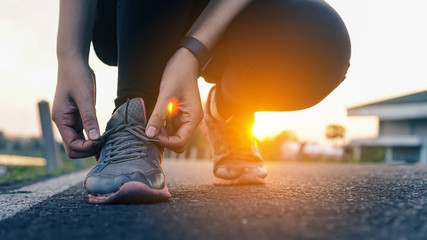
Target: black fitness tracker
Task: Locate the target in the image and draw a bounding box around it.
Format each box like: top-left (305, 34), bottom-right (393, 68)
top-left (179, 36), bottom-right (212, 73)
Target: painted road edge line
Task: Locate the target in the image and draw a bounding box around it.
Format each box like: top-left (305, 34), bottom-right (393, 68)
top-left (0, 169), bottom-right (89, 221)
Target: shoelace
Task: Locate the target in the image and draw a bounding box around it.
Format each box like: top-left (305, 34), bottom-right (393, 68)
top-left (97, 122), bottom-right (159, 163)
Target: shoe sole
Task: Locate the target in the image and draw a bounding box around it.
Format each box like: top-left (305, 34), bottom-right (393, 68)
top-left (212, 173), bottom-right (266, 186)
top-left (88, 181), bottom-right (171, 204)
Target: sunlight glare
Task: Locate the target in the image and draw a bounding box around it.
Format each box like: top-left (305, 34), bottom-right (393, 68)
top-left (167, 97), bottom-right (179, 117)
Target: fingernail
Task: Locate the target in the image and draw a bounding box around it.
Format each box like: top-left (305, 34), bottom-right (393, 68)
top-left (88, 129), bottom-right (100, 140)
top-left (146, 126), bottom-right (157, 138)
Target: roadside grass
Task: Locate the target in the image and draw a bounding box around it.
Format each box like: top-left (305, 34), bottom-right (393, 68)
top-left (0, 151), bottom-right (94, 184)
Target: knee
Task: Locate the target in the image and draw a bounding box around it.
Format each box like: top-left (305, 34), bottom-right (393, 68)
top-left (226, 0), bottom-right (351, 66)
top-left (220, 0), bottom-right (351, 112)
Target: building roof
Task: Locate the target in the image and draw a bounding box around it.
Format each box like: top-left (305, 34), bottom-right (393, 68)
top-left (353, 90), bottom-right (427, 108)
top-left (347, 90), bottom-right (427, 120)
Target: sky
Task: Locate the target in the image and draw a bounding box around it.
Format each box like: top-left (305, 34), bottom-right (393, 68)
top-left (0, 0), bottom-right (426, 145)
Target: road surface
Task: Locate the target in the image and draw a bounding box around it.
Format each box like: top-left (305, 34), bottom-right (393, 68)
top-left (1, 160), bottom-right (427, 240)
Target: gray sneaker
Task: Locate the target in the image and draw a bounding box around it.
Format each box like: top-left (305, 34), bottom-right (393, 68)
top-left (84, 98), bottom-right (171, 204)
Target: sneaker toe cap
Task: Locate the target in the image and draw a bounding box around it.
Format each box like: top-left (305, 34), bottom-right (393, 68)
top-left (84, 171), bottom-right (165, 195)
top-left (214, 166), bottom-right (267, 180)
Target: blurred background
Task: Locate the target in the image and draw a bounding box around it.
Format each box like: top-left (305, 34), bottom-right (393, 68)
top-left (1, 0), bottom-right (427, 182)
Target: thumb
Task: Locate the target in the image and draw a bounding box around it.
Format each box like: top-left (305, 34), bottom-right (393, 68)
top-left (146, 100), bottom-right (167, 138)
top-left (77, 99), bottom-right (100, 141)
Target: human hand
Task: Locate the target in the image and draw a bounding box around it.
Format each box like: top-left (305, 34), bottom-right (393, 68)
top-left (146, 48), bottom-right (203, 153)
top-left (52, 58), bottom-right (100, 158)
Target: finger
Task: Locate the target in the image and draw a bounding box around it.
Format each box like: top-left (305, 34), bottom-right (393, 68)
top-left (68, 138), bottom-right (99, 158)
top-left (158, 122), bottom-right (197, 153)
top-left (61, 127), bottom-right (98, 156)
top-left (66, 148), bottom-right (98, 159)
top-left (75, 96), bottom-right (100, 141)
top-left (146, 100), bottom-right (168, 138)
top-left (56, 121), bottom-right (99, 158)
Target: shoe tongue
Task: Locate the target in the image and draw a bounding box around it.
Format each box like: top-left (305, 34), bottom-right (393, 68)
top-left (106, 98), bottom-right (147, 130)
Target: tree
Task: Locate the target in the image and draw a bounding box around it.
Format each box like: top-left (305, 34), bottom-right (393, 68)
top-left (325, 124), bottom-right (345, 145)
top-left (27, 137), bottom-right (41, 151)
top-left (0, 131), bottom-right (6, 149)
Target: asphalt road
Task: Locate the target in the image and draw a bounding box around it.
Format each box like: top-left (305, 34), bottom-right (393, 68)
top-left (2, 160), bottom-right (427, 240)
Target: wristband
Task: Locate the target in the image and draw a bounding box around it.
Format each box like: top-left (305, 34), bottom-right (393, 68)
top-left (179, 36), bottom-right (212, 73)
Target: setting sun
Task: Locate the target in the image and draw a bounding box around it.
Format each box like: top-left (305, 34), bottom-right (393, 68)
top-left (252, 120), bottom-right (277, 140)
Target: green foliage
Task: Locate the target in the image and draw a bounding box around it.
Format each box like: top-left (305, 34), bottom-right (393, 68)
top-left (0, 166), bottom-right (46, 184)
top-left (360, 147), bottom-right (385, 163)
top-left (0, 156), bottom-right (94, 184)
top-left (0, 136), bottom-right (43, 157)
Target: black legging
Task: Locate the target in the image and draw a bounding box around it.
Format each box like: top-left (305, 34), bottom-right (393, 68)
top-left (92, 0), bottom-right (351, 117)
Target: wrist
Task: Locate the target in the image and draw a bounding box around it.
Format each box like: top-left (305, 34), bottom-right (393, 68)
top-left (175, 47), bottom-right (201, 72)
top-left (57, 48), bottom-right (88, 65)
top-left (57, 55), bottom-right (88, 69)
